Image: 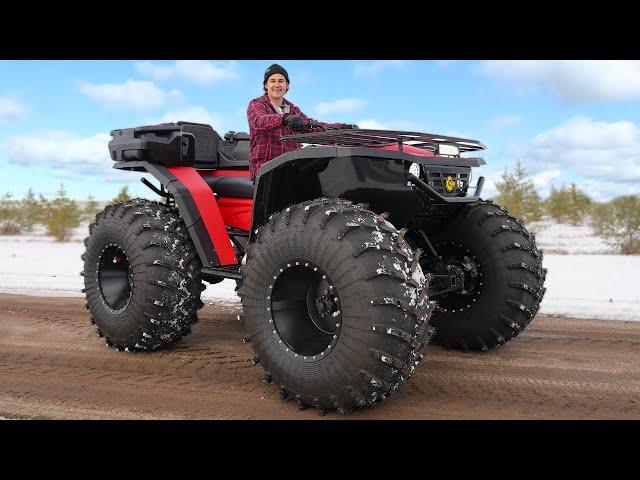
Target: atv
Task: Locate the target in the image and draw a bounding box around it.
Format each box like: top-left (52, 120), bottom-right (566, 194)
top-left (81, 121), bottom-right (546, 415)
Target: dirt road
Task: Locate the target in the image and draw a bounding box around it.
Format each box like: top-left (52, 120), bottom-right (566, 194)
top-left (1, 293), bottom-right (638, 420)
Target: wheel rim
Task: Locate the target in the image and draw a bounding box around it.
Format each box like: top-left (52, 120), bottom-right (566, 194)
top-left (424, 241), bottom-right (484, 314)
top-left (97, 244), bottom-right (132, 312)
top-left (270, 261), bottom-right (342, 358)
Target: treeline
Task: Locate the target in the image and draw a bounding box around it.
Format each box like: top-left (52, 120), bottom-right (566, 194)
top-left (0, 184), bottom-right (132, 242)
top-left (494, 162), bottom-right (640, 254)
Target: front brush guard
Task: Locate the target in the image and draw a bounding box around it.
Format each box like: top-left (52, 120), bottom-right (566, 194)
top-left (406, 172), bottom-right (484, 204)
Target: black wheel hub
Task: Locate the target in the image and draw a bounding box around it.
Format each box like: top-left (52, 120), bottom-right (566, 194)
top-left (97, 244), bottom-right (132, 312)
top-left (270, 261), bottom-right (342, 359)
top-left (422, 240), bottom-right (484, 313)
top-left (447, 255), bottom-right (480, 294)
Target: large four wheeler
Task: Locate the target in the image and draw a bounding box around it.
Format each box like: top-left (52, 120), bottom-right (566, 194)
top-left (81, 121), bottom-right (546, 414)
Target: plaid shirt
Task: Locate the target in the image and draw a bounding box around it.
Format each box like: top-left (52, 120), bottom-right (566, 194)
top-left (247, 94), bottom-right (341, 179)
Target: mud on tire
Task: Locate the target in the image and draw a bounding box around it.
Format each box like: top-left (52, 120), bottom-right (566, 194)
top-left (238, 198), bottom-right (435, 413)
top-left (81, 199), bottom-right (204, 351)
top-left (423, 200), bottom-right (546, 352)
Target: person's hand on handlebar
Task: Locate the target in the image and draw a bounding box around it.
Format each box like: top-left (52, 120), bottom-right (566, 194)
top-left (283, 114), bottom-right (308, 132)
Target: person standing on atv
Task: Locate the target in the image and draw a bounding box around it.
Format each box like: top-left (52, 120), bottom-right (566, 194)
top-left (247, 63), bottom-right (357, 180)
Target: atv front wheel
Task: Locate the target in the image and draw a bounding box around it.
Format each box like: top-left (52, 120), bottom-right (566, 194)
top-left (81, 199), bottom-right (204, 351)
top-left (415, 200), bottom-right (546, 351)
top-left (238, 198), bottom-right (434, 413)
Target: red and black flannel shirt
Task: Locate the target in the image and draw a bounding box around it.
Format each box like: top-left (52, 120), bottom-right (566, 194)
top-left (247, 94), bottom-right (342, 179)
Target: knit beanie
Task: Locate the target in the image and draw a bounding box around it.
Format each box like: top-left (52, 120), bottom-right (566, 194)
top-left (263, 64), bottom-right (290, 85)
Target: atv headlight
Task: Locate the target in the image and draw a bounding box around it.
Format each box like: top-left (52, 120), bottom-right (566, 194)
top-left (437, 144), bottom-right (459, 156)
top-left (409, 163), bottom-right (421, 178)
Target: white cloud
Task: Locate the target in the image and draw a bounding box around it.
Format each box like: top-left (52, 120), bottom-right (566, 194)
top-left (356, 118), bottom-right (430, 132)
top-left (488, 114), bottom-right (521, 131)
top-left (357, 118), bottom-right (388, 129)
top-left (505, 116), bottom-right (640, 200)
top-left (135, 60), bottom-right (239, 85)
top-left (135, 61), bottom-right (174, 80)
top-left (2, 131), bottom-right (133, 182)
top-left (354, 60), bottom-right (412, 77)
top-left (314, 98), bottom-right (366, 116)
top-left (153, 106), bottom-right (233, 134)
top-left (477, 60), bottom-right (640, 103)
top-left (529, 169), bottom-right (564, 197)
top-left (79, 79), bottom-right (175, 111)
top-left (0, 96), bottom-right (27, 124)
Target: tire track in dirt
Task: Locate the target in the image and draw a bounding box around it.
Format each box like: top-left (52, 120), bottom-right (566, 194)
top-left (1, 293), bottom-right (639, 419)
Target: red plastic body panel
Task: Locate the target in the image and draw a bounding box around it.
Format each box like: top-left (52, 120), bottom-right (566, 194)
top-left (200, 169), bottom-right (253, 231)
top-left (167, 166), bottom-right (238, 266)
top-left (372, 144), bottom-right (435, 157)
top-left (217, 197), bottom-right (253, 230)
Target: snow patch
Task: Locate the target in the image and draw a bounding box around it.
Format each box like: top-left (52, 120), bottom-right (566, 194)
top-left (1, 229), bottom-right (639, 320)
top-left (528, 219), bottom-right (614, 255)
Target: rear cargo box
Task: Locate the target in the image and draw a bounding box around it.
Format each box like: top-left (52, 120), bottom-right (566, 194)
top-left (108, 122), bottom-right (220, 168)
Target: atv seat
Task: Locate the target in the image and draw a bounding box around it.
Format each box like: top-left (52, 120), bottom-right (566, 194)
top-left (203, 175), bottom-right (254, 198)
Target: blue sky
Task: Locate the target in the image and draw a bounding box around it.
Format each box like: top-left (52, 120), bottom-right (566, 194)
top-left (1, 60), bottom-right (639, 201)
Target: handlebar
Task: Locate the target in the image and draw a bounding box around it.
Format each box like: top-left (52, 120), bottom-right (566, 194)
top-left (306, 120), bottom-right (340, 132)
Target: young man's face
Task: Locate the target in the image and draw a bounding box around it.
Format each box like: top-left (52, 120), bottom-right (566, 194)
top-left (265, 74), bottom-right (288, 100)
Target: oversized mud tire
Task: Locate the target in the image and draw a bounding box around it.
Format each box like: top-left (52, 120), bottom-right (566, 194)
top-left (420, 200), bottom-right (546, 352)
top-left (238, 198), bottom-right (434, 414)
top-left (81, 199), bottom-right (204, 352)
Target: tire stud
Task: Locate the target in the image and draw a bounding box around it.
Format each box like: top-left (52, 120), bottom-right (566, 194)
top-left (242, 335), bottom-right (251, 343)
top-left (250, 355), bottom-right (260, 365)
top-left (263, 372), bottom-right (272, 384)
top-left (297, 399), bottom-right (306, 410)
top-left (316, 407), bottom-right (327, 417)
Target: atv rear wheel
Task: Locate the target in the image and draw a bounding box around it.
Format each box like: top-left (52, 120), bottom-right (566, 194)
top-left (416, 200), bottom-right (546, 351)
top-left (238, 198), bottom-right (434, 413)
top-left (81, 199), bottom-right (204, 351)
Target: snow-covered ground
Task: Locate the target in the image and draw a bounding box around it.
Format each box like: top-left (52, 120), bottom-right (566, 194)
top-left (528, 219), bottom-right (613, 254)
top-left (1, 221), bottom-right (639, 321)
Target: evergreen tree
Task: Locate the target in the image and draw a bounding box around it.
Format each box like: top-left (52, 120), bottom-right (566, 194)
top-left (18, 188), bottom-right (43, 231)
top-left (544, 185), bottom-right (571, 222)
top-left (601, 195), bottom-right (640, 254)
top-left (112, 186), bottom-right (132, 203)
top-left (545, 183), bottom-right (592, 225)
top-left (493, 161), bottom-right (543, 222)
top-left (42, 183), bottom-right (82, 242)
top-left (83, 194), bottom-right (101, 221)
top-left (589, 201), bottom-right (613, 236)
top-left (0, 192), bottom-right (21, 234)
top-left (567, 183), bottom-right (592, 225)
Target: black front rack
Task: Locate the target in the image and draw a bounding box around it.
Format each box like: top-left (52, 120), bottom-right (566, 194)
top-left (280, 129), bottom-right (486, 153)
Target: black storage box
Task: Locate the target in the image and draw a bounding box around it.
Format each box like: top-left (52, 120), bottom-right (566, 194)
top-left (109, 122), bottom-right (220, 168)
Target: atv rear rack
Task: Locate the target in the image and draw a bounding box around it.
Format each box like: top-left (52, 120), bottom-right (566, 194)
top-left (281, 129), bottom-right (486, 153)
